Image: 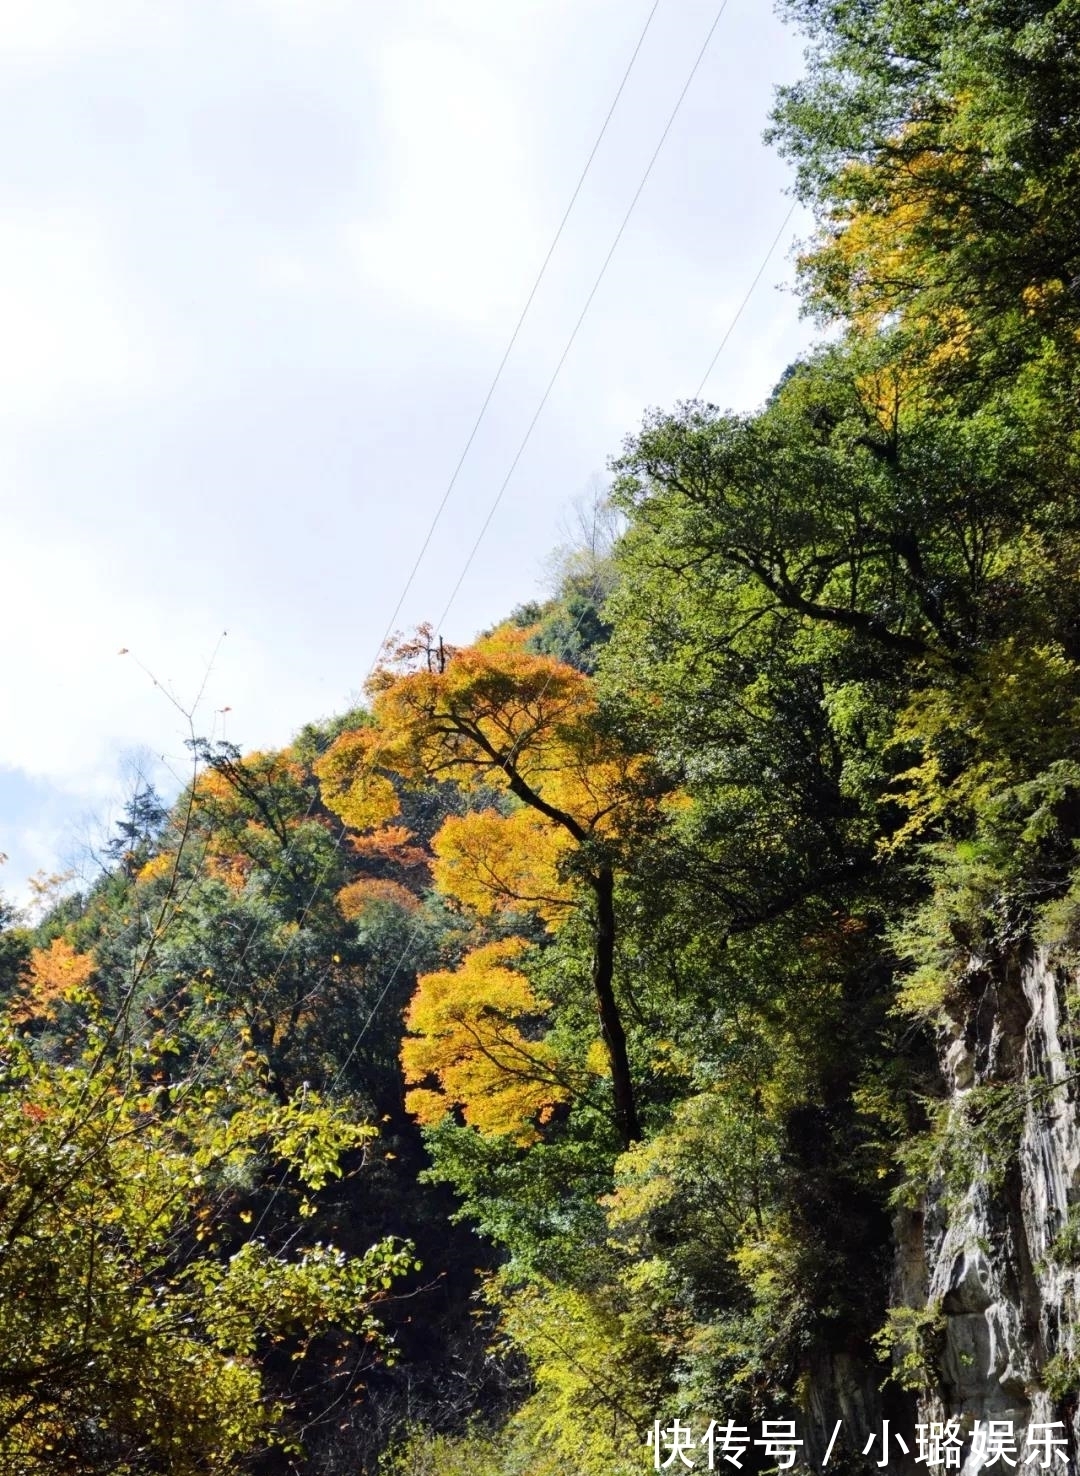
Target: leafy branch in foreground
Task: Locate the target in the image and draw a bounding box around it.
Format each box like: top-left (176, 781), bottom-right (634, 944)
top-left (0, 997), bottom-right (415, 1475)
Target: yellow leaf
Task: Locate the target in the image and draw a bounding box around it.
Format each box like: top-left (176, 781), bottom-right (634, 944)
top-left (401, 939), bottom-right (569, 1146)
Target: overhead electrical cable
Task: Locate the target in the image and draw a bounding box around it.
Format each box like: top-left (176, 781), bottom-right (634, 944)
top-left (245, 2), bottom-right (762, 1239)
top-left (437, 0), bottom-right (734, 629)
top-left (694, 201), bottom-right (798, 399)
top-left (323, 227), bottom-right (801, 1118)
top-left (187, 176), bottom-right (793, 1145)
top-left (369, 0), bottom-right (664, 678)
top-left (192, 4), bottom-right (789, 1224)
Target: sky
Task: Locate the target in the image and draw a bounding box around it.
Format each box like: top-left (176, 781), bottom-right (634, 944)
top-left (0, 0), bottom-right (817, 901)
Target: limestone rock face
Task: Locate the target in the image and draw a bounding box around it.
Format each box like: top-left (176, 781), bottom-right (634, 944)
top-left (897, 948), bottom-right (1080, 1474)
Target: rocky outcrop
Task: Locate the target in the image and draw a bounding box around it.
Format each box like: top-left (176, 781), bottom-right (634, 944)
top-left (896, 947), bottom-right (1080, 1473)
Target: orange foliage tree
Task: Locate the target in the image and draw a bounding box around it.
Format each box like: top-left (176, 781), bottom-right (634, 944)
top-left (400, 938), bottom-right (572, 1146)
top-left (13, 938), bottom-right (95, 1023)
top-left (316, 625), bottom-right (670, 1148)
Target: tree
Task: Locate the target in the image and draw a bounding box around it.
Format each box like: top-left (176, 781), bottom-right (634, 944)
top-left (0, 995), bottom-right (413, 1474)
top-left (525, 482), bottom-right (623, 674)
top-left (0, 893), bottom-right (29, 1000)
top-left (401, 938), bottom-right (573, 1146)
top-left (611, 339), bottom-right (1069, 674)
top-left (0, 737), bottom-right (440, 1474)
top-left (316, 625), bottom-right (671, 1149)
top-left (770, 0), bottom-right (1080, 386)
top-left (102, 780), bottom-right (169, 879)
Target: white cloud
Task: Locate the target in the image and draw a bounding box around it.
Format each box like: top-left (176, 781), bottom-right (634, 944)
top-left (240, 0), bottom-right (355, 24)
top-left (344, 33), bottom-right (540, 328)
top-left (0, 0), bottom-right (820, 898)
top-left (0, 527), bottom-right (265, 790)
top-left (0, 214), bottom-right (153, 417)
top-left (0, 0), bottom-right (170, 56)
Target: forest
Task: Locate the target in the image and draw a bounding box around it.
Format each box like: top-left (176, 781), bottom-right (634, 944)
top-left (3, 1), bottom-right (1080, 1471)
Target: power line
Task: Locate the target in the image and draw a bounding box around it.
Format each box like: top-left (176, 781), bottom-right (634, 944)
top-left (321, 0), bottom-right (742, 1088)
top-left (438, 0), bottom-right (734, 629)
top-left (185, 7), bottom-right (796, 1223)
top-left (368, 0), bottom-right (664, 677)
top-left (247, 3), bottom-right (750, 1232)
top-left (186, 175), bottom-right (800, 1146)
top-left (694, 201), bottom-right (798, 399)
top-left (321, 185), bottom-right (801, 1108)
top-left (227, 0), bottom-right (738, 1089)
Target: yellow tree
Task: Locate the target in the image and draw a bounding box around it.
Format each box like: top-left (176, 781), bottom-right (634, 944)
top-left (316, 625), bottom-right (668, 1148)
top-left (12, 937), bottom-right (95, 1023)
top-left (400, 938), bottom-right (572, 1147)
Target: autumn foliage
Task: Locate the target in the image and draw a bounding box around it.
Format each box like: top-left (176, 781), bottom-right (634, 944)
top-left (13, 938), bottom-right (94, 1022)
top-left (400, 938), bottom-right (570, 1146)
top-left (431, 808), bottom-right (574, 924)
top-left (317, 624), bottom-right (665, 1146)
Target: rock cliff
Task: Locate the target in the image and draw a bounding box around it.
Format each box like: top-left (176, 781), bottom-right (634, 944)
top-left (894, 947), bottom-right (1080, 1473)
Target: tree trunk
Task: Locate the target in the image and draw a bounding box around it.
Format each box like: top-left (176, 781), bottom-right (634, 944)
top-left (591, 865), bottom-right (641, 1150)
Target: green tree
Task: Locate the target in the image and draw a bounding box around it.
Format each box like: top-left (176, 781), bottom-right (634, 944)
top-left (771, 0), bottom-right (1080, 383)
top-left (0, 1000), bottom-right (412, 1474)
